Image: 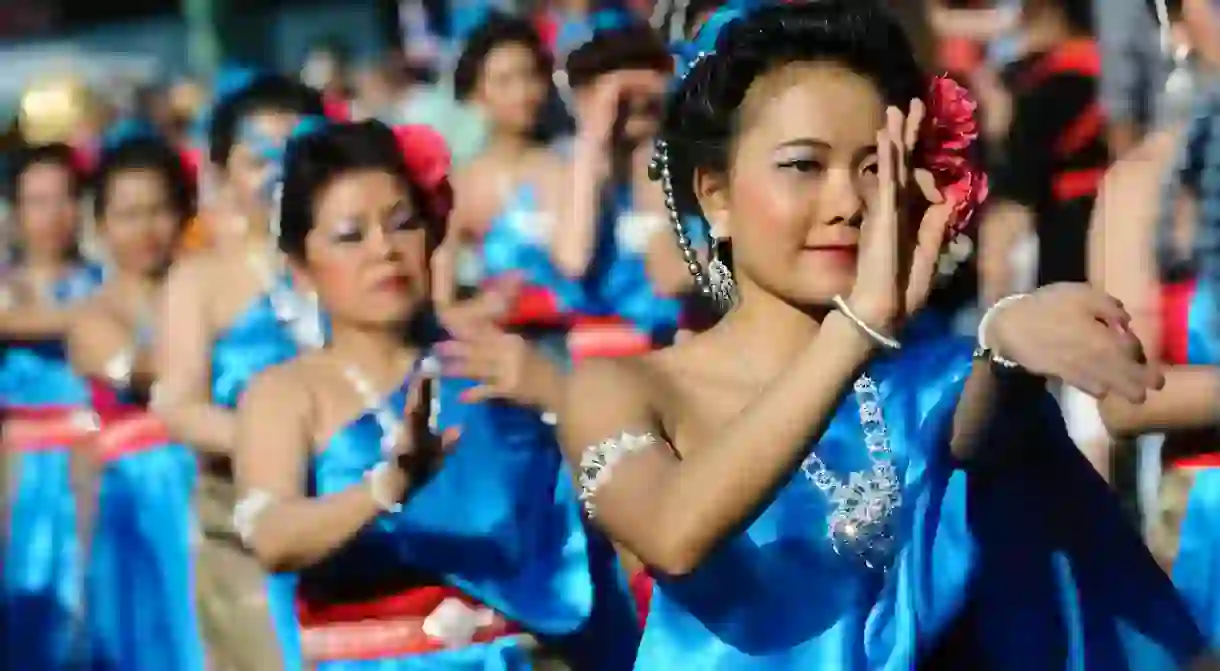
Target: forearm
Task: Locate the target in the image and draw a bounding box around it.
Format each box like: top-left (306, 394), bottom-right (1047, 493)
top-left (551, 139), bottom-right (605, 277)
top-left (978, 202), bottom-right (1033, 305)
top-left (250, 485), bottom-right (386, 572)
top-left (1100, 367), bottom-right (1220, 438)
top-left (648, 313), bottom-right (876, 573)
top-left (950, 361), bottom-right (1047, 461)
top-left (0, 307), bottom-right (75, 340)
top-left (159, 402), bottom-right (239, 456)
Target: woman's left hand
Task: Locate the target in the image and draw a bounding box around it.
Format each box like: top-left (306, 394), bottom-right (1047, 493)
top-left (985, 283), bottom-right (1165, 402)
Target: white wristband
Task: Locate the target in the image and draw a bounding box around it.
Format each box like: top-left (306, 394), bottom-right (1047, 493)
top-left (366, 462), bottom-right (403, 513)
top-left (977, 294), bottom-right (1028, 368)
top-left (832, 295), bottom-right (901, 350)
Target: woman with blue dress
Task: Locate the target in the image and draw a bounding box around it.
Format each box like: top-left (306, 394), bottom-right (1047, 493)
top-left (66, 134), bottom-right (204, 670)
top-left (153, 73), bottom-right (326, 669)
top-left (232, 119), bottom-right (638, 669)
top-left (556, 1), bottom-right (1217, 668)
top-left (1089, 0), bottom-right (1220, 649)
top-left (0, 142), bottom-right (102, 670)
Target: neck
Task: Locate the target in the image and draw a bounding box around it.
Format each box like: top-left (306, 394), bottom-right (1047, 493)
top-left (327, 324), bottom-right (416, 376)
top-left (484, 130), bottom-right (533, 159)
top-left (718, 279), bottom-right (829, 383)
top-left (22, 250), bottom-right (70, 274)
top-left (110, 268), bottom-right (161, 302)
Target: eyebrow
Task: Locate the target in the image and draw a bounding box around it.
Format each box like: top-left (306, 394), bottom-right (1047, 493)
top-left (774, 138), bottom-right (879, 162)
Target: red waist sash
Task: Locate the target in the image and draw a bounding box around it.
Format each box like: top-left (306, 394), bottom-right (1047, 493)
top-left (1172, 453), bottom-right (1220, 470)
top-left (296, 586), bottom-right (520, 661)
top-left (1, 406), bottom-right (97, 451)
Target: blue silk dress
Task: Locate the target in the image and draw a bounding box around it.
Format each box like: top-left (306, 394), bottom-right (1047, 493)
top-left (205, 291), bottom-right (306, 661)
top-left (634, 336), bottom-right (1208, 670)
top-left (1160, 275), bottom-right (1220, 648)
top-left (84, 380), bottom-right (202, 671)
top-left (1, 264), bottom-right (102, 669)
top-left (482, 183), bottom-right (700, 347)
top-left (267, 373), bottom-right (639, 670)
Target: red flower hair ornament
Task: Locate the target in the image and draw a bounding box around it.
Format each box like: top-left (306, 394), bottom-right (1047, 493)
top-left (391, 124), bottom-right (454, 222)
top-left (919, 75), bottom-right (988, 235)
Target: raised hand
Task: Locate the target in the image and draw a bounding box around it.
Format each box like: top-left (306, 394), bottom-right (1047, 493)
top-left (985, 284), bottom-right (1165, 403)
top-left (847, 100), bottom-right (956, 333)
top-left (436, 281), bottom-right (563, 409)
top-left (389, 373), bottom-right (459, 490)
top-left (579, 71), bottom-right (667, 144)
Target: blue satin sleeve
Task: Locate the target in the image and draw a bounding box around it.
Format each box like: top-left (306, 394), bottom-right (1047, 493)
top-left (1176, 470), bottom-right (1220, 649)
top-left (921, 351), bottom-right (1207, 669)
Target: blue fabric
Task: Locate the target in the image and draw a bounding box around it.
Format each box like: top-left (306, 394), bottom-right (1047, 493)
top-left (481, 184), bottom-right (698, 340)
top-left (209, 292), bottom-right (304, 664)
top-left (268, 373), bottom-right (639, 670)
top-left (1, 265), bottom-right (102, 669)
top-left (634, 337), bottom-right (1206, 670)
top-left (86, 433), bottom-right (202, 671)
top-left (210, 294), bottom-right (302, 410)
top-left (1169, 278), bottom-right (1220, 649)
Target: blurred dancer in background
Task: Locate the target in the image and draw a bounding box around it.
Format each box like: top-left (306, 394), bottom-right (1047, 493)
top-left (154, 74), bottom-right (325, 670)
top-left (1091, 0), bottom-right (1220, 648)
top-left (0, 143), bottom-right (102, 670)
top-left (67, 132), bottom-right (203, 670)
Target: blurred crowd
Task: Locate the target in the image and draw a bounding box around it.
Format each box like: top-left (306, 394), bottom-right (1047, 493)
top-left (1, 0), bottom-right (1219, 669)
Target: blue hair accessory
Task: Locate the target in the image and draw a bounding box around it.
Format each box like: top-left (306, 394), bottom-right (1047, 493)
top-left (100, 118), bottom-right (161, 153)
top-left (259, 114), bottom-right (330, 204)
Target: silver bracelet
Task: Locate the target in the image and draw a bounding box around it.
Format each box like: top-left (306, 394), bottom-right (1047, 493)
top-left (102, 348), bottom-right (136, 387)
top-left (577, 431), bottom-right (658, 518)
top-left (977, 294), bottom-right (1029, 368)
top-left (832, 295), bottom-right (901, 350)
top-left (233, 489), bottom-right (275, 547)
top-left (365, 462), bottom-right (403, 513)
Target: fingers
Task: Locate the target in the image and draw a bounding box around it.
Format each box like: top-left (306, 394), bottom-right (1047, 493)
top-left (1065, 322), bottom-right (1160, 403)
top-left (912, 169), bottom-right (944, 205)
top-left (904, 99), bottom-right (925, 153)
top-left (887, 107), bottom-right (908, 191)
top-left (436, 340), bottom-right (501, 382)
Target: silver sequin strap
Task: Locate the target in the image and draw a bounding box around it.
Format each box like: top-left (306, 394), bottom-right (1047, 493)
top-left (577, 432), bottom-right (659, 518)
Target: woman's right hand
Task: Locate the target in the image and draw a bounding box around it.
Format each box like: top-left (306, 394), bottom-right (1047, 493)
top-left (386, 373), bottom-right (460, 494)
top-left (579, 71), bottom-right (667, 144)
top-left (847, 101), bottom-right (956, 333)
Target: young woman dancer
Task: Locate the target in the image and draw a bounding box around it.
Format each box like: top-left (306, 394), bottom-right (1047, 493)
top-left (0, 143), bottom-right (102, 669)
top-left (154, 74), bottom-right (326, 669)
top-left (559, 1), bottom-right (1215, 667)
top-left (68, 134), bottom-right (204, 670)
top-left (233, 120), bottom-right (637, 670)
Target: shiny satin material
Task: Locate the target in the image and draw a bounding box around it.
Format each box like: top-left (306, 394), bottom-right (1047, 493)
top-left (210, 294), bottom-right (302, 409)
top-left (85, 384), bottom-right (203, 671)
top-left (208, 292), bottom-right (304, 663)
top-left (481, 184), bottom-right (699, 340)
top-left (635, 337), bottom-right (1206, 670)
top-left (1, 266), bottom-right (101, 669)
top-left (1162, 277), bottom-right (1220, 647)
top-left (268, 375), bottom-right (638, 669)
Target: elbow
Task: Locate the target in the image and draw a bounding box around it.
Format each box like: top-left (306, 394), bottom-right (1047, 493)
top-left (633, 517), bottom-right (719, 578)
top-left (553, 251), bottom-right (589, 279)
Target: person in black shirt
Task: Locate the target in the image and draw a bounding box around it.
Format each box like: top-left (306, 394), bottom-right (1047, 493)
top-left (979, 0), bottom-right (1109, 304)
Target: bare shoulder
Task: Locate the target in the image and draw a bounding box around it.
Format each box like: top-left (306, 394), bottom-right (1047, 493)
top-left (240, 354), bottom-right (315, 418)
